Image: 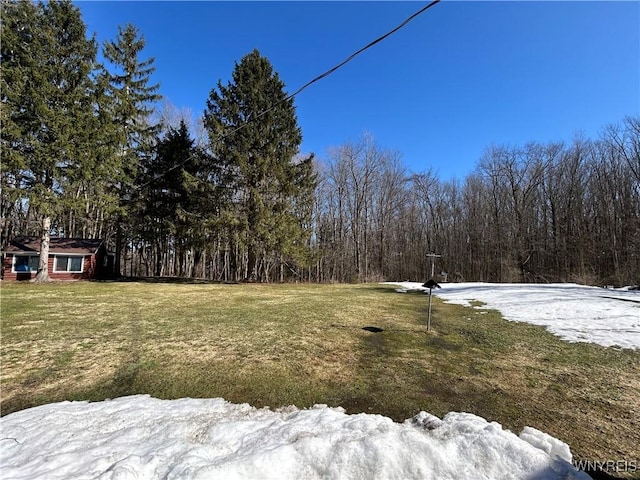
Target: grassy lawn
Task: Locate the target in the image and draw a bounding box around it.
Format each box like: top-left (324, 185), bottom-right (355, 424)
top-left (1, 281), bottom-right (638, 471)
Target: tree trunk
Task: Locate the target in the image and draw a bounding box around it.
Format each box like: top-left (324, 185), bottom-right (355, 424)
top-left (246, 246), bottom-right (258, 282)
top-left (154, 239), bottom-right (162, 277)
top-left (229, 240), bottom-right (237, 282)
top-left (114, 218), bottom-right (123, 278)
top-left (33, 216), bottom-right (51, 283)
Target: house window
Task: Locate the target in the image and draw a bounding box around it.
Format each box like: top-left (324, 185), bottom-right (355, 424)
top-left (54, 255), bottom-right (84, 273)
top-left (13, 255), bottom-right (39, 272)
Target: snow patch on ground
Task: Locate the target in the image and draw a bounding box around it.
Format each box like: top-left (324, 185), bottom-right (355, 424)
top-left (3, 282), bottom-right (634, 478)
top-left (386, 282), bottom-right (640, 349)
top-left (0, 395), bottom-right (589, 480)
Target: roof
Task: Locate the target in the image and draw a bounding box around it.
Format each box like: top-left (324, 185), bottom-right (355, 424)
top-left (3, 236), bottom-right (104, 255)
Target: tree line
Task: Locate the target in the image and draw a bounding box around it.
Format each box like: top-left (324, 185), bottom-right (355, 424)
top-left (314, 122), bottom-right (639, 286)
top-left (1, 0), bottom-right (161, 281)
top-left (1, 1), bottom-right (313, 283)
top-left (2, 1), bottom-right (638, 286)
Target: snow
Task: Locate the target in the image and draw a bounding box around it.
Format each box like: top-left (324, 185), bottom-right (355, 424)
top-left (4, 282), bottom-right (633, 479)
top-left (387, 282), bottom-right (640, 350)
top-left (0, 395), bottom-right (590, 480)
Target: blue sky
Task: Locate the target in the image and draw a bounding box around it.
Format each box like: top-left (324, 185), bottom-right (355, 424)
top-left (77, 1), bottom-right (640, 180)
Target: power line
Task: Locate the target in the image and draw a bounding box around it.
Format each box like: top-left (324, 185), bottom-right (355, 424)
top-left (257, 0), bottom-right (441, 121)
top-left (139, 0), bottom-right (441, 190)
top-left (321, 2), bottom-right (442, 84)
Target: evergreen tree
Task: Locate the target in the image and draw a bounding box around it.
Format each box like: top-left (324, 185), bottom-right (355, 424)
top-left (203, 50), bottom-right (315, 281)
top-left (57, 70), bottom-right (124, 240)
top-left (135, 120), bottom-right (207, 276)
top-left (102, 23), bottom-right (160, 171)
top-left (1, 0), bottom-right (100, 282)
top-left (1, 0), bottom-right (38, 245)
top-left (102, 23), bottom-right (161, 275)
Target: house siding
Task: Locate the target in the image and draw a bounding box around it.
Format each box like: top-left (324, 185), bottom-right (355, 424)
top-left (3, 254), bottom-right (94, 281)
top-left (2, 237), bottom-right (114, 281)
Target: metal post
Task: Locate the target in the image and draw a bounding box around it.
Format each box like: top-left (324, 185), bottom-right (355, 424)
top-left (427, 287), bottom-right (433, 331)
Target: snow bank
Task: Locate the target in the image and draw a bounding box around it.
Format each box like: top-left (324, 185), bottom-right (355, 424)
top-left (0, 395), bottom-right (589, 480)
top-left (387, 282), bottom-right (640, 349)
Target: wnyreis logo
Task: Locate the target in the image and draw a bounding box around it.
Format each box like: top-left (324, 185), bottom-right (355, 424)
top-left (573, 459), bottom-right (638, 474)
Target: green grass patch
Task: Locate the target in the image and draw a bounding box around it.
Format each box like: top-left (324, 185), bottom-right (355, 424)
top-left (1, 280), bottom-right (638, 471)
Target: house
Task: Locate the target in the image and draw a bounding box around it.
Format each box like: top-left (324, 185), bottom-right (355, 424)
top-left (2, 236), bottom-right (114, 281)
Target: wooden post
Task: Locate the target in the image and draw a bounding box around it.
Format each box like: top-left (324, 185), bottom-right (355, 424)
top-left (426, 253), bottom-right (441, 279)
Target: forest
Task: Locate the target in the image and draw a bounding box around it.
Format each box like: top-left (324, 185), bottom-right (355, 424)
top-left (2, 1), bottom-right (639, 286)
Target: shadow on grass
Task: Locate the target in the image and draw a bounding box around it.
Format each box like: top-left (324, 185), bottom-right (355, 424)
top-left (1, 298), bottom-right (149, 416)
top-left (332, 299), bottom-right (529, 427)
top-left (96, 276), bottom-right (239, 285)
top-left (64, 357), bottom-right (146, 406)
top-left (358, 284), bottom-right (428, 295)
top-left (94, 280), bottom-right (432, 295)
top-left (1, 357), bottom-right (145, 416)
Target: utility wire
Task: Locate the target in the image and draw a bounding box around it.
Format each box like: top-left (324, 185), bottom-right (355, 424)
top-left (138, 0), bottom-right (441, 191)
top-left (268, 0), bottom-right (441, 118)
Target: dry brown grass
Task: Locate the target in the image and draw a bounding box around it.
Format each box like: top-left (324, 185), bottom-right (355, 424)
top-left (1, 280), bottom-right (638, 478)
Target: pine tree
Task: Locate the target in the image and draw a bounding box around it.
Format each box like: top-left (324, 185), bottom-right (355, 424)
top-left (57, 70), bottom-right (124, 240)
top-left (102, 23), bottom-right (161, 275)
top-left (135, 120), bottom-right (206, 276)
top-left (1, 0), bottom-right (38, 245)
top-left (102, 24), bottom-right (160, 170)
top-left (1, 0), bottom-right (100, 282)
top-left (203, 49), bottom-right (315, 281)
